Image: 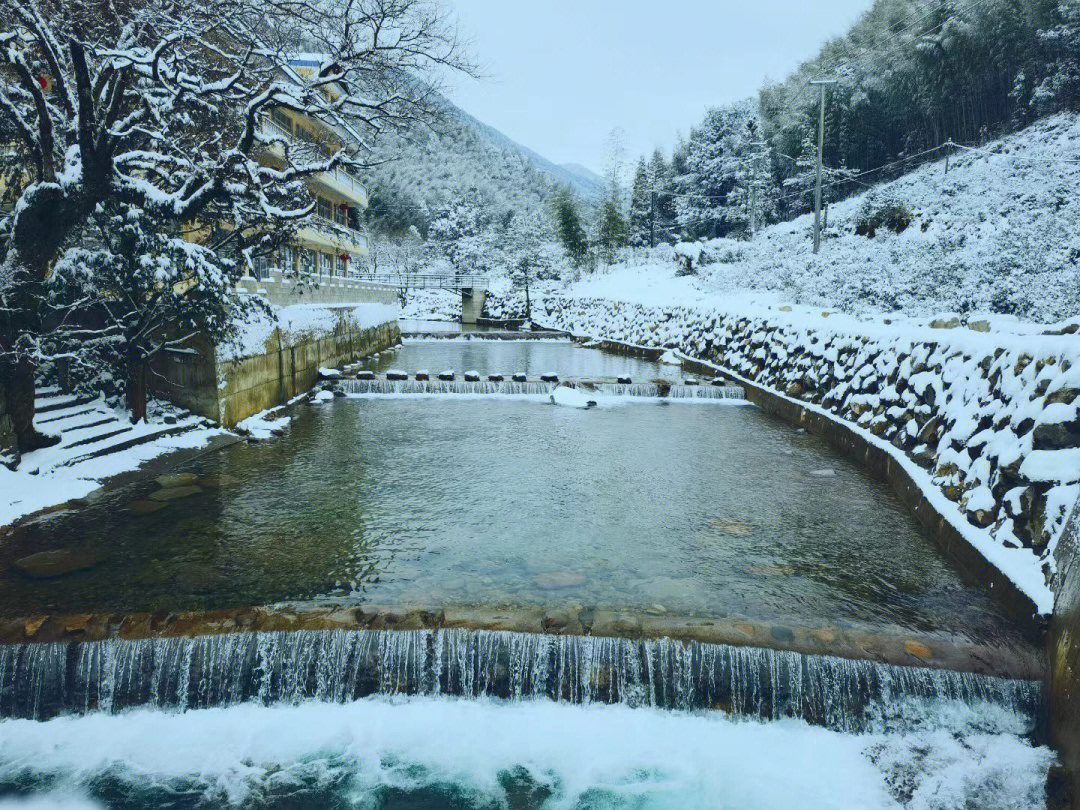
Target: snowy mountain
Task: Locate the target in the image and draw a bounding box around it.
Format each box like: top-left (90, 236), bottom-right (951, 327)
top-left (363, 94), bottom-right (599, 236)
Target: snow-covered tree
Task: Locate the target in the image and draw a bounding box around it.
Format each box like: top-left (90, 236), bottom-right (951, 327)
top-left (427, 190), bottom-right (499, 276)
top-left (595, 129), bottom-right (628, 261)
top-left (0, 0), bottom-right (471, 459)
top-left (50, 204), bottom-right (264, 421)
top-left (551, 187), bottom-right (588, 269)
top-left (673, 100), bottom-right (759, 240)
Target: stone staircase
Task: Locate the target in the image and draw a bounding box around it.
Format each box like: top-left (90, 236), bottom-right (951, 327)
top-left (32, 390), bottom-right (208, 470)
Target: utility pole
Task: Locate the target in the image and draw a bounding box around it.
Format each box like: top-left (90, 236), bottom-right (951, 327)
top-left (748, 140), bottom-right (767, 237)
top-left (810, 78), bottom-right (837, 254)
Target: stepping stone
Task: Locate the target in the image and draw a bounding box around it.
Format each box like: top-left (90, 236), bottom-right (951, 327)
top-left (464, 371), bottom-right (480, 382)
top-left (438, 370), bottom-right (455, 381)
top-left (711, 379), bottom-right (729, 387)
top-left (617, 376), bottom-right (632, 385)
top-left (540, 373), bottom-right (559, 383)
top-left (683, 378), bottom-right (699, 386)
top-left (512, 373), bottom-right (528, 383)
top-left (13, 548), bottom-right (99, 579)
top-left (155, 472), bottom-right (199, 488)
top-left (148, 484), bottom-right (202, 502)
top-left (488, 374), bottom-right (504, 382)
top-left (415, 370), bottom-right (430, 381)
top-left (386, 370), bottom-right (408, 381)
top-left (356, 370), bottom-right (375, 380)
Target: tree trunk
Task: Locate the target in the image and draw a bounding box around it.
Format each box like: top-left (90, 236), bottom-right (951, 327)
top-left (8, 353), bottom-right (57, 453)
top-left (127, 356), bottom-right (148, 423)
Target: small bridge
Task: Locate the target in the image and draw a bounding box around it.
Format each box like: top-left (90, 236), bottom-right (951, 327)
top-left (351, 274), bottom-right (489, 323)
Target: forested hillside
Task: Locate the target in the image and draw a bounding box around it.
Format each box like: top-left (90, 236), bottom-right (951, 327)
top-left (362, 95), bottom-right (600, 240)
top-left (626, 0), bottom-right (1080, 244)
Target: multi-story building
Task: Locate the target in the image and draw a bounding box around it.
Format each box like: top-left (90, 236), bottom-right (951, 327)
top-left (252, 56), bottom-right (369, 281)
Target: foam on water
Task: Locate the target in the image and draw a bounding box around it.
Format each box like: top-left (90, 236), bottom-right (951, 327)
top-left (0, 694), bottom-right (1052, 810)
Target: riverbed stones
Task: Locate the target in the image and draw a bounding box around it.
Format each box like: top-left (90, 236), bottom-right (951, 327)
top-left (128, 499), bottom-right (167, 515)
top-left (904, 639), bottom-right (933, 659)
top-left (155, 472), bottom-right (199, 488)
top-left (147, 484), bottom-right (202, 501)
top-left (13, 548), bottom-right (98, 578)
top-left (541, 606), bottom-right (582, 635)
top-left (532, 570), bottom-right (586, 589)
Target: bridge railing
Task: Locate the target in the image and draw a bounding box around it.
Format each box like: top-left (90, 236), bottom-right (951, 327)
top-left (349, 273), bottom-right (489, 290)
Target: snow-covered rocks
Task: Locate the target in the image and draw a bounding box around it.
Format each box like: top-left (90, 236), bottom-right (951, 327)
top-left (312, 390), bottom-right (335, 403)
top-left (550, 385), bottom-right (595, 409)
top-left (317, 367), bottom-right (342, 380)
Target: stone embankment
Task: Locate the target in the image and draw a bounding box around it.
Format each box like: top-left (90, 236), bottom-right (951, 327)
top-left (532, 294), bottom-right (1080, 618)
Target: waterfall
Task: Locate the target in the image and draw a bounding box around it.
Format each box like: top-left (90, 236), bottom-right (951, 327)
top-left (0, 630), bottom-right (1041, 731)
top-left (338, 380), bottom-right (745, 400)
top-left (667, 384), bottom-right (745, 400)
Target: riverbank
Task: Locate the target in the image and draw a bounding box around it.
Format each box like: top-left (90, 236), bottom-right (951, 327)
top-left (499, 270), bottom-right (1080, 618)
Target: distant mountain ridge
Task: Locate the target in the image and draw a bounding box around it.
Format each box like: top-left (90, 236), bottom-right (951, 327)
top-left (457, 107), bottom-right (604, 203)
top-left (363, 93), bottom-right (600, 237)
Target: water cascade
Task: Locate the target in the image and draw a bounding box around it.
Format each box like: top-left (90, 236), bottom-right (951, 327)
top-left (338, 380), bottom-right (745, 399)
top-left (0, 629), bottom-right (1041, 731)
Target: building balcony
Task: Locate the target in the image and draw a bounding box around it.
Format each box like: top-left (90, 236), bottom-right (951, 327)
top-left (258, 118), bottom-right (369, 208)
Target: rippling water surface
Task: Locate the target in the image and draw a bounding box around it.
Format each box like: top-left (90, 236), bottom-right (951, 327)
top-left (0, 341), bottom-right (1025, 647)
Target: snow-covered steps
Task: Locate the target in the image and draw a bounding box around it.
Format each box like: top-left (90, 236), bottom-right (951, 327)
top-left (33, 393), bottom-right (98, 414)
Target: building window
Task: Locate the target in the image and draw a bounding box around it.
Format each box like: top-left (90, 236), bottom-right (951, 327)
top-left (337, 255), bottom-right (348, 275)
top-left (299, 248), bottom-right (314, 275)
top-left (270, 109), bottom-right (292, 135)
top-left (252, 253), bottom-right (269, 279)
top-left (320, 252), bottom-right (334, 277)
top-left (317, 196), bottom-right (332, 221)
top-left (281, 245), bottom-right (295, 273)
top-left (334, 203), bottom-right (347, 226)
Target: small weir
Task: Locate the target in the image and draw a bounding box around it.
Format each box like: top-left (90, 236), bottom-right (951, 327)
top-left (0, 629), bottom-right (1042, 732)
top-left (338, 378), bottom-right (746, 399)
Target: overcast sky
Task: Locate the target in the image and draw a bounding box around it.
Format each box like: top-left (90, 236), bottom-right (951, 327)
top-left (443, 0), bottom-right (873, 176)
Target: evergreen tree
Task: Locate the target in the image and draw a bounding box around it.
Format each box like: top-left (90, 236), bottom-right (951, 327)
top-left (551, 188), bottom-right (588, 268)
top-left (628, 158), bottom-right (651, 246)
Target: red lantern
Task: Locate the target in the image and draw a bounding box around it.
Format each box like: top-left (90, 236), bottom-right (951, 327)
top-left (339, 253), bottom-right (349, 263)
top-left (37, 75), bottom-right (48, 89)
top-left (338, 203), bottom-right (348, 212)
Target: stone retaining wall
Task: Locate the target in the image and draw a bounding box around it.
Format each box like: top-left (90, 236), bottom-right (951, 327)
top-left (151, 314), bottom-right (399, 427)
top-left (537, 295), bottom-right (1080, 616)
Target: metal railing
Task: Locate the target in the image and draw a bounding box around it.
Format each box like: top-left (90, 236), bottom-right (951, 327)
top-left (349, 273), bottom-right (489, 290)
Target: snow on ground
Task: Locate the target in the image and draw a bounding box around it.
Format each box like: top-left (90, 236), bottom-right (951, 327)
top-left (573, 112), bottom-right (1080, 327)
top-left (225, 302), bottom-right (401, 361)
top-left (0, 695), bottom-right (1052, 810)
top-left (691, 112), bottom-right (1080, 323)
top-left (0, 398), bottom-right (228, 527)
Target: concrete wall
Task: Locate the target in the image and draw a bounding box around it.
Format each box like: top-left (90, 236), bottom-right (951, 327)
top-left (461, 288), bottom-right (486, 324)
top-left (151, 315), bottom-right (399, 428)
top-left (1050, 503), bottom-right (1080, 807)
top-left (238, 271), bottom-right (399, 307)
